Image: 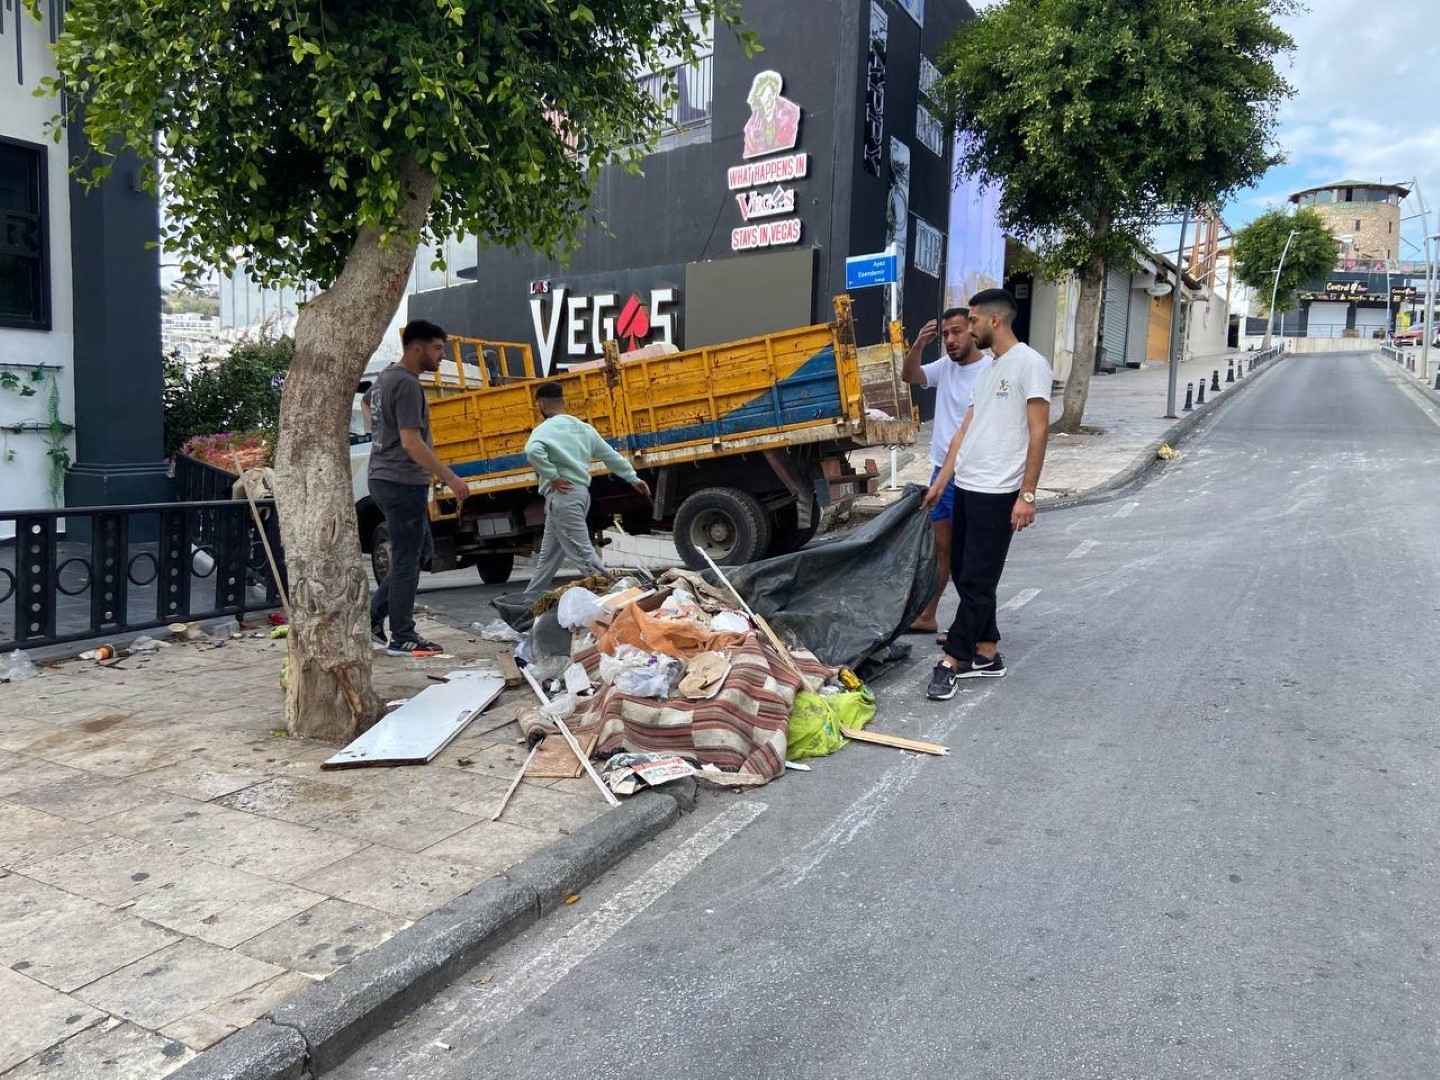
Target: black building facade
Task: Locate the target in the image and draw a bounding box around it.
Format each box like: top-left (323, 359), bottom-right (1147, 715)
top-left (412, 0), bottom-right (974, 374)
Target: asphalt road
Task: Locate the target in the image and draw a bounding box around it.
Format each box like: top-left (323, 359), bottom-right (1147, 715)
top-left (338, 352), bottom-right (1440, 1080)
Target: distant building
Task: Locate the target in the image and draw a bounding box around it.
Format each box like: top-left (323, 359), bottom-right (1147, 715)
top-left (1288, 180), bottom-right (1407, 268)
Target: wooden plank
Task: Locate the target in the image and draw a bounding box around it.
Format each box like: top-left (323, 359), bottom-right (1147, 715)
top-left (496, 650), bottom-right (523, 690)
top-left (322, 677), bottom-right (505, 769)
top-left (839, 725), bottom-right (949, 757)
top-left (492, 743), bottom-right (542, 821)
top-left (526, 733), bottom-right (599, 779)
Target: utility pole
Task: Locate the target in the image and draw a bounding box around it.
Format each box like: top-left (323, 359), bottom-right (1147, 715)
top-left (1165, 210), bottom-right (1191, 419)
top-left (1264, 228), bottom-right (1297, 351)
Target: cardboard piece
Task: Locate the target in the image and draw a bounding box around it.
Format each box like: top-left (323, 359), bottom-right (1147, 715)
top-left (525, 732), bottom-right (600, 779)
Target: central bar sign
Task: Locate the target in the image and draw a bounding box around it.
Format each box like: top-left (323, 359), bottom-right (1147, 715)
top-left (729, 71), bottom-right (806, 253)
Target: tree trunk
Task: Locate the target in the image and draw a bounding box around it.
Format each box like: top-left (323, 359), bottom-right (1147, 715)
top-left (1053, 255), bottom-right (1105, 433)
top-left (271, 160), bottom-right (436, 741)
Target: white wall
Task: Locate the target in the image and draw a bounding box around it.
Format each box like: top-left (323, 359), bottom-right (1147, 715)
top-left (1184, 289), bottom-right (1231, 361)
top-left (0, 5), bottom-right (75, 519)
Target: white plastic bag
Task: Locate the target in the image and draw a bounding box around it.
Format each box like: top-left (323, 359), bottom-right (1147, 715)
top-left (474, 619), bottom-right (522, 643)
top-left (1, 649), bottom-right (39, 681)
top-left (557, 588), bottom-right (607, 630)
top-left (711, 610), bottom-right (751, 634)
top-left (600, 646), bottom-right (683, 699)
top-left (129, 636), bottom-right (167, 653)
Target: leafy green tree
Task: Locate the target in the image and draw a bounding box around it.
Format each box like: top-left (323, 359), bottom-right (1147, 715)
top-left (1232, 207), bottom-right (1337, 345)
top-left (32, 0), bottom-right (751, 739)
top-left (938, 0), bottom-right (1296, 432)
top-left (163, 338), bottom-right (294, 457)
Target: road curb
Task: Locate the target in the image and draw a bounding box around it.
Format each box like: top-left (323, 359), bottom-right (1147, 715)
top-left (169, 791), bottom-right (682, 1080)
top-left (1039, 352), bottom-right (1288, 514)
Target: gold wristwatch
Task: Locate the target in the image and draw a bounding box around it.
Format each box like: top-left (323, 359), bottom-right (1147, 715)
top-left (1019, 491), bottom-right (1036, 504)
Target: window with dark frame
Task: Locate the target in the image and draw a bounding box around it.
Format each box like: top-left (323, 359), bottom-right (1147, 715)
top-left (0, 139), bottom-right (50, 332)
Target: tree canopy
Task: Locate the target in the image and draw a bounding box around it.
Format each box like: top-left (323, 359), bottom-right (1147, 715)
top-left (940, 0), bottom-right (1296, 276)
top-left (1232, 207), bottom-right (1337, 315)
top-left (33, 0), bottom-right (752, 286)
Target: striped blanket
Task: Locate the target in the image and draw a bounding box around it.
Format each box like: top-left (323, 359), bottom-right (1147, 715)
top-left (519, 633), bottom-right (834, 783)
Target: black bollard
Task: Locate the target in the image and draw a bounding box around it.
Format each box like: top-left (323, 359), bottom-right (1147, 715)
top-left (1226, 359), bottom-right (1235, 383)
top-left (1196, 379), bottom-right (1206, 404)
top-left (1211, 370), bottom-right (1221, 392)
top-left (1237, 358), bottom-right (1245, 378)
top-left (1434, 369), bottom-right (1440, 391)
top-left (1183, 383), bottom-right (1194, 411)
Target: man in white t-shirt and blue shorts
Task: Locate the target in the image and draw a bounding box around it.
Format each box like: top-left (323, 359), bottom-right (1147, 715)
top-left (901, 307), bottom-right (991, 639)
top-left (922, 288), bottom-right (1053, 700)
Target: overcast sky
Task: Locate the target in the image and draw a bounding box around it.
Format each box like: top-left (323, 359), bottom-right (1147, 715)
top-left (965, 0), bottom-right (1440, 259)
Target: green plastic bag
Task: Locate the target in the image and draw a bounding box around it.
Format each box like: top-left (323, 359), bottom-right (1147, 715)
top-left (786, 687), bottom-right (877, 761)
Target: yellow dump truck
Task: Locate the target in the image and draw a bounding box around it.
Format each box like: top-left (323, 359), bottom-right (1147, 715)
top-left (355, 296), bottom-right (917, 581)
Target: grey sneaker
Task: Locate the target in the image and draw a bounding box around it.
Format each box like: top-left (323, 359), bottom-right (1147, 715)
top-left (386, 636), bottom-right (444, 658)
top-left (958, 653), bottom-right (1005, 679)
top-left (926, 661), bottom-right (960, 701)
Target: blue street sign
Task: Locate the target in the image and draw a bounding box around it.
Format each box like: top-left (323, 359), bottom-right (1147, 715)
top-left (846, 252), bottom-right (898, 290)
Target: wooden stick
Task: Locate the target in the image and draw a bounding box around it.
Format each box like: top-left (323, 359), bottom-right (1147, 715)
top-left (231, 452), bottom-right (292, 619)
top-left (492, 742), bottom-right (542, 821)
top-left (698, 549), bottom-right (819, 692)
top-left (520, 665), bottom-right (620, 807)
top-left (840, 725), bottom-right (949, 756)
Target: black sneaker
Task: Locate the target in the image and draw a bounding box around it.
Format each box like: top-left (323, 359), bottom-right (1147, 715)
top-left (958, 653), bottom-right (1006, 679)
top-left (371, 624), bottom-right (387, 649)
top-left (386, 636), bottom-right (445, 658)
top-left (926, 661), bottom-right (960, 701)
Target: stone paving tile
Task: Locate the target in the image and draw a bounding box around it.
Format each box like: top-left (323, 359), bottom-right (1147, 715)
top-left (213, 774), bottom-right (369, 824)
top-left (3, 1017), bottom-right (193, 1079)
top-left (124, 863), bottom-right (326, 949)
top-left (0, 801), bottom-right (102, 870)
top-left (73, 938), bottom-right (286, 1031)
top-left (160, 1012), bottom-right (238, 1053)
top-left (311, 802), bottom-right (483, 854)
top-left (0, 753), bottom-right (85, 795)
top-left (297, 845), bottom-right (489, 920)
top-left (98, 796), bottom-right (369, 881)
top-left (0, 967), bottom-right (107, 1072)
top-left (455, 779), bottom-right (609, 837)
top-left (0, 873), bottom-right (178, 992)
top-left (198, 969), bottom-right (316, 1028)
top-left (0, 714), bottom-right (66, 753)
top-left (234, 897), bottom-right (412, 976)
top-left (128, 755), bottom-right (271, 800)
top-left (29, 732), bottom-right (194, 779)
top-left (7, 773), bottom-right (161, 823)
top-left (421, 818), bottom-right (553, 873)
top-left (17, 834), bottom-right (194, 906)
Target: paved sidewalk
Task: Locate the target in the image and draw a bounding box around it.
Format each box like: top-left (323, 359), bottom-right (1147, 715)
top-left (852, 349), bottom-right (1251, 514)
top-left (0, 619), bottom-right (606, 1077)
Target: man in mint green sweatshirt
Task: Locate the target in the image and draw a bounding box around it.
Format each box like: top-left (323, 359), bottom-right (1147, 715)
top-left (521, 381), bottom-right (651, 601)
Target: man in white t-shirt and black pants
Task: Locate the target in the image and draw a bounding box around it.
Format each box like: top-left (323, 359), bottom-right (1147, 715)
top-left (922, 288), bottom-right (1053, 700)
top-left (901, 307), bottom-right (991, 639)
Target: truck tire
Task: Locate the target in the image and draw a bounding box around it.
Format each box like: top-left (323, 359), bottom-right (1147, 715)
top-left (768, 494), bottom-right (820, 556)
top-left (370, 522), bottom-right (391, 584)
top-left (674, 488), bottom-right (771, 569)
top-left (475, 553), bottom-right (515, 585)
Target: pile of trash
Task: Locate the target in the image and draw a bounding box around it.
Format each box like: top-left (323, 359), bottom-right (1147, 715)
top-left (503, 486), bottom-right (945, 795)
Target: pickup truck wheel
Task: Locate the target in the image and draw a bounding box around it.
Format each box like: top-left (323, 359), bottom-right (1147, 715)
top-left (370, 523), bottom-right (391, 583)
top-left (674, 488), bottom-right (771, 569)
top-left (475, 554), bottom-right (515, 585)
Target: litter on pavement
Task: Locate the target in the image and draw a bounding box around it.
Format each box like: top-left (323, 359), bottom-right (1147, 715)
top-left (322, 675), bottom-right (505, 769)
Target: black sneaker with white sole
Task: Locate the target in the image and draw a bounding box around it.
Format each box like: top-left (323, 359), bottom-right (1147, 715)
top-left (958, 652), bottom-right (1006, 678)
top-left (371, 624), bottom-right (387, 649)
top-left (386, 636), bottom-right (444, 658)
top-left (926, 661), bottom-right (960, 701)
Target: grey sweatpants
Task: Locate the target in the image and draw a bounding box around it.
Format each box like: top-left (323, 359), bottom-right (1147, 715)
top-left (522, 485), bottom-right (606, 600)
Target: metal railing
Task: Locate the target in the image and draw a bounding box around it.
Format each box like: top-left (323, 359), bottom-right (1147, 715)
top-left (2, 499), bottom-right (285, 652)
top-left (636, 54), bottom-right (714, 132)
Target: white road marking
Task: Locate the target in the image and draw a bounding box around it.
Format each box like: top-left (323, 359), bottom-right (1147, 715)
top-left (999, 587), bottom-right (1041, 612)
top-left (439, 801), bottom-right (766, 1039)
top-left (1066, 539), bottom-right (1098, 559)
top-left (1113, 501), bottom-right (1139, 518)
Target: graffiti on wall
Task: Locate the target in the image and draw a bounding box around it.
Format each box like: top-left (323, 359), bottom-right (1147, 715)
top-left (863, 2), bottom-right (887, 178)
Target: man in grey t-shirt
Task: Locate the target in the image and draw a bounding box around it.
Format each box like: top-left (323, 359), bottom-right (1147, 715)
top-left (367, 320), bottom-right (470, 657)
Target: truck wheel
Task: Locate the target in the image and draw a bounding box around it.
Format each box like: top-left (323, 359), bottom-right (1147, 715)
top-left (475, 554), bottom-right (515, 585)
top-left (768, 495), bottom-right (820, 556)
top-left (674, 488), bottom-right (771, 569)
top-left (370, 523), bottom-right (391, 583)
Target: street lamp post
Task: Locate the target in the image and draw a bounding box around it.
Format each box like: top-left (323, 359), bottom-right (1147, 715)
top-left (1263, 228), bottom-right (1298, 350)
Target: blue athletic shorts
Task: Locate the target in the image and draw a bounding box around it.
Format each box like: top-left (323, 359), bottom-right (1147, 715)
top-left (928, 466), bottom-right (955, 522)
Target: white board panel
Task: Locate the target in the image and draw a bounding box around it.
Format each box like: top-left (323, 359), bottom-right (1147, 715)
top-left (322, 676), bottom-right (505, 769)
